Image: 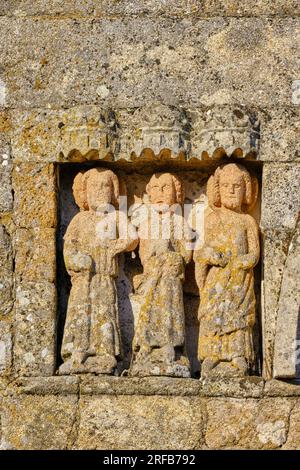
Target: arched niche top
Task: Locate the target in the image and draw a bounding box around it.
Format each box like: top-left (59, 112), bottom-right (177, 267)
top-left (13, 104), bottom-right (260, 163)
top-left (59, 145), bottom-right (257, 164)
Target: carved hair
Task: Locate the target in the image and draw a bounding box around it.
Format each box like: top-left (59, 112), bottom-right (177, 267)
top-left (72, 171), bottom-right (88, 211)
top-left (207, 163), bottom-right (256, 210)
top-left (146, 172), bottom-right (185, 205)
top-left (73, 168), bottom-right (120, 209)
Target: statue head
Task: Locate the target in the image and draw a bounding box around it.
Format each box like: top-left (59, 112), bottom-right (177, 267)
top-left (146, 172), bottom-right (184, 207)
top-left (208, 163), bottom-right (255, 212)
top-left (73, 168), bottom-right (119, 212)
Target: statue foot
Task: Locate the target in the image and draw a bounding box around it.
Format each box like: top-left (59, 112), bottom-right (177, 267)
top-left (58, 353), bottom-right (87, 375)
top-left (150, 345), bottom-right (175, 364)
top-left (200, 358), bottom-right (219, 379)
top-left (232, 356), bottom-right (248, 376)
top-left (84, 354), bottom-right (117, 374)
top-left (129, 350), bottom-right (190, 378)
top-left (134, 346), bottom-right (152, 363)
top-left (200, 358), bottom-right (248, 379)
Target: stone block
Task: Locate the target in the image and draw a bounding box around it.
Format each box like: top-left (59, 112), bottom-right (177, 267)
top-left (0, 321), bottom-right (12, 376)
top-left (259, 107), bottom-right (300, 163)
top-left (200, 376), bottom-right (264, 398)
top-left (1, 1), bottom-right (300, 20)
top-left (205, 397), bottom-right (293, 449)
top-left (12, 163), bottom-right (57, 228)
top-left (282, 401), bottom-right (300, 449)
top-left (0, 395), bottom-right (78, 450)
top-left (0, 137), bottom-right (12, 213)
top-left (76, 395), bottom-right (205, 449)
top-left (12, 376), bottom-right (80, 396)
top-left (273, 220), bottom-right (300, 378)
top-left (12, 105), bottom-right (258, 163)
top-left (0, 17), bottom-right (299, 109)
top-left (0, 224), bottom-right (14, 316)
top-left (80, 376), bottom-right (201, 396)
top-left (261, 229), bottom-right (292, 379)
top-left (261, 164), bottom-right (300, 231)
top-left (14, 281), bottom-right (56, 376)
top-left (264, 380), bottom-right (300, 397)
top-left (15, 228), bottom-right (56, 283)
top-left (12, 107), bottom-right (109, 163)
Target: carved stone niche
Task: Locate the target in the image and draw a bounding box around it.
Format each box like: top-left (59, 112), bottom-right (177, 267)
top-left (9, 106), bottom-right (268, 377)
top-left (14, 104), bottom-right (259, 163)
top-left (57, 159), bottom-right (262, 379)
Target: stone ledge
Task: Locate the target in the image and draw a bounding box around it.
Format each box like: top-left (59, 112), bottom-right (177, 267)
top-left (80, 375), bottom-right (201, 396)
top-left (2, 375), bottom-right (299, 398)
top-left (7, 376), bottom-right (80, 396)
top-left (264, 379), bottom-right (300, 397)
top-left (1, 1), bottom-right (300, 19)
top-left (200, 376), bottom-right (264, 398)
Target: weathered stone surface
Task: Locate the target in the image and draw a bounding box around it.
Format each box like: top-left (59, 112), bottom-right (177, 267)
top-left (261, 164), bottom-right (300, 230)
top-left (200, 376), bottom-right (264, 398)
top-left (14, 281), bottom-right (56, 376)
top-left (0, 112), bottom-right (12, 212)
top-left (0, 0), bottom-right (299, 453)
top-left (80, 376), bottom-right (201, 396)
top-left (190, 105), bottom-right (259, 159)
top-left (0, 395), bottom-right (78, 450)
top-left (11, 107), bottom-right (108, 163)
top-left (60, 168), bottom-right (138, 375)
top-left (0, 136), bottom-right (13, 213)
top-left (0, 224), bottom-right (14, 316)
top-left (12, 163), bottom-right (57, 228)
top-left (205, 397), bottom-right (293, 449)
top-left (14, 228), bottom-right (56, 283)
top-left (11, 376), bottom-right (80, 396)
top-left (1, 1), bottom-right (300, 18)
top-left (130, 172), bottom-right (192, 378)
top-left (282, 401), bottom-right (300, 449)
top-left (264, 380), bottom-right (300, 397)
top-left (0, 321), bottom-right (12, 376)
top-left (259, 107), bottom-right (300, 163)
top-left (0, 17), bottom-right (299, 109)
top-left (76, 395), bottom-right (205, 449)
top-left (195, 163), bottom-right (260, 378)
top-left (261, 230), bottom-right (292, 379)
top-left (273, 219), bottom-right (300, 378)
top-left (11, 105), bottom-right (258, 163)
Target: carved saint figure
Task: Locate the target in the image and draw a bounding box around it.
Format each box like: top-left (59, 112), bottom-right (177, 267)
top-left (59, 168), bottom-right (138, 375)
top-left (194, 163), bottom-right (260, 378)
top-left (130, 172), bottom-right (192, 377)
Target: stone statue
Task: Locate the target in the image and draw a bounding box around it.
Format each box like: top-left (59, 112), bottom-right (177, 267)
top-left (129, 172), bottom-right (193, 377)
top-left (194, 163), bottom-right (260, 378)
top-left (59, 168), bottom-right (138, 375)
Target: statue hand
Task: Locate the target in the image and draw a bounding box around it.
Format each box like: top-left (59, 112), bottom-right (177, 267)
top-left (66, 252), bottom-right (93, 272)
top-left (195, 246), bottom-right (227, 267)
top-left (232, 254), bottom-right (256, 270)
top-left (205, 246), bottom-right (228, 267)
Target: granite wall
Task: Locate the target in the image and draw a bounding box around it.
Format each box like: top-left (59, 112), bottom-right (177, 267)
top-left (0, 1), bottom-right (299, 450)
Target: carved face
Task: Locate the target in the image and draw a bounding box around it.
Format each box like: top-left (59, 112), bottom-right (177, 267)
top-left (148, 173), bottom-right (176, 206)
top-left (86, 172), bottom-right (114, 211)
top-left (219, 167), bottom-right (245, 211)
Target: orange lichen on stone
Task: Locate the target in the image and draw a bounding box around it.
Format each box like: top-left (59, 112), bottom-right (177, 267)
top-left (130, 172), bottom-right (192, 378)
top-left (194, 163), bottom-right (260, 378)
top-left (60, 168), bottom-right (138, 375)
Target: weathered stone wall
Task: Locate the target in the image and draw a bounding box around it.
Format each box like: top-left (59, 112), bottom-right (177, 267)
top-left (1, 377), bottom-right (300, 450)
top-left (0, 1), bottom-right (299, 449)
